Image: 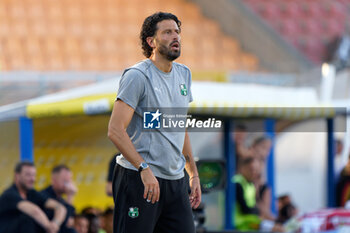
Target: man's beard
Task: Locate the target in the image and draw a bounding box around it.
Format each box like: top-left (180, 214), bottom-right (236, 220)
top-left (158, 43), bottom-right (181, 61)
top-left (18, 180), bottom-right (32, 192)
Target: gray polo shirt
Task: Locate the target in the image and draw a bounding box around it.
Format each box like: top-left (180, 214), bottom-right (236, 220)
top-left (116, 59), bottom-right (193, 180)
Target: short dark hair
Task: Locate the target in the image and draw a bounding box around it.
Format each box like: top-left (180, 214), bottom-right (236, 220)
top-left (15, 161), bottom-right (35, 173)
top-left (140, 12), bottom-right (181, 58)
top-left (252, 136), bottom-right (271, 147)
top-left (102, 207), bottom-right (114, 217)
top-left (75, 214), bottom-right (88, 220)
top-left (52, 164), bottom-right (70, 174)
top-left (235, 124), bottom-right (247, 131)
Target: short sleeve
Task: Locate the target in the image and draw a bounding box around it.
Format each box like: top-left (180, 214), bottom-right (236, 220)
top-left (27, 189), bottom-right (49, 209)
top-left (0, 191), bottom-right (22, 213)
top-left (117, 69), bottom-right (146, 109)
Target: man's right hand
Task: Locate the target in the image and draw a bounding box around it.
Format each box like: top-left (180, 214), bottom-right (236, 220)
top-left (140, 168), bottom-right (159, 204)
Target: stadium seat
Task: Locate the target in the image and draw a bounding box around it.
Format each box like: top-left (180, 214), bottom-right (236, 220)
top-left (305, 2), bottom-right (325, 18)
top-left (64, 37), bottom-right (81, 54)
top-left (44, 38), bottom-right (62, 55)
top-left (280, 19), bottom-right (300, 38)
top-left (8, 53), bottom-right (27, 70)
top-left (281, 2), bottom-right (304, 18)
top-left (8, 2), bottom-right (26, 20)
top-left (44, 2), bottom-right (64, 22)
top-left (327, 18), bottom-right (345, 36)
top-left (10, 19), bottom-right (28, 36)
top-left (0, 3), bottom-right (6, 18)
top-left (26, 2), bottom-right (45, 20)
top-left (25, 36), bottom-right (43, 55)
top-left (243, 0), bottom-right (349, 64)
top-left (0, 56), bottom-right (7, 71)
top-left (29, 20), bottom-right (47, 36)
top-left (66, 54), bottom-right (83, 70)
top-left (63, 2), bottom-right (83, 21)
top-left (302, 19), bottom-right (323, 36)
top-left (5, 37), bottom-right (23, 54)
top-left (28, 54), bottom-right (46, 70)
top-left (242, 54), bottom-right (258, 70)
top-left (0, 20), bottom-right (10, 37)
top-left (261, 2), bottom-right (281, 21)
top-left (222, 36), bottom-right (240, 55)
top-left (0, 0), bottom-right (259, 72)
top-left (47, 53), bottom-right (65, 70)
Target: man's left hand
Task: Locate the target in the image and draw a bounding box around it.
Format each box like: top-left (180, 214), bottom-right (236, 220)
top-left (189, 176), bottom-right (201, 209)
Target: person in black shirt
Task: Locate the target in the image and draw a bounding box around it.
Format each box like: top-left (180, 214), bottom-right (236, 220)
top-left (41, 165), bottom-right (77, 233)
top-left (0, 161), bottom-right (66, 233)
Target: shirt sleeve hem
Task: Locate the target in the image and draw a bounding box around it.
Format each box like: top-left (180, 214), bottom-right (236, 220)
top-left (116, 97), bottom-right (137, 110)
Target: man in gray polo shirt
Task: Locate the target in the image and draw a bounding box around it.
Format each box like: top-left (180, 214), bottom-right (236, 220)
top-left (108, 12), bottom-right (201, 233)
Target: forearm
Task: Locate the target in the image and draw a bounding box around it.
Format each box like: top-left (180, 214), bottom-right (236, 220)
top-left (18, 202), bottom-right (51, 230)
top-left (52, 203), bottom-right (66, 227)
top-left (108, 101), bottom-right (146, 169)
top-left (44, 199), bottom-right (66, 227)
top-left (108, 126), bottom-right (144, 169)
top-left (32, 208), bottom-right (52, 230)
top-left (184, 154), bottom-right (198, 178)
top-left (183, 131), bottom-right (198, 178)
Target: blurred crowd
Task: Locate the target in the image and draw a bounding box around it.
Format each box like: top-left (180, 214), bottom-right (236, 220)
top-left (232, 124), bottom-right (297, 232)
top-left (335, 139), bottom-right (350, 208)
top-left (0, 162), bottom-right (113, 233)
top-left (2, 130), bottom-right (350, 233)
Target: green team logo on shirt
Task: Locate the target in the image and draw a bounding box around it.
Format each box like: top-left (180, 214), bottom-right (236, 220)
top-left (180, 84), bottom-right (188, 96)
top-left (128, 207), bottom-right (139, 218)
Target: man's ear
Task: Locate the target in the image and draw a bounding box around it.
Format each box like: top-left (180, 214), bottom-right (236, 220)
top-left (146, 37), bottom-right (155, 49)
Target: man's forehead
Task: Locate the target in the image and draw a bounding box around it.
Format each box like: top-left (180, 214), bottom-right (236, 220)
top-left (22, 166), bottom-right (36, 172)
top-left (56, 169), bottom-right (71, 176)
top-left (157, 19), bottom-right (179, 30)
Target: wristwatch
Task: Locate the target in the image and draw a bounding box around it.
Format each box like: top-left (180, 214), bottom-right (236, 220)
top-left (138, 162), bottom-right (149, 172)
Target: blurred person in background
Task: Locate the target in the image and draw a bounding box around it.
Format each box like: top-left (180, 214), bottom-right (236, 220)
top-left (233, 124), bottom-right (251, 172)
top-left (336, 153), bottom-right (350, 207)
top-left (85, 213), bottom-right (106, 233)
top-left (81, 207), bottom-right (102, 216)
top-left (108, 11), bottom-right (201, 233)
top-left (74, 215), bottom-right (89, 233)
top-left (0, 161), bottom-right (66, 233)
top-left (251, 136), bottom-right (274, 220)
top-left (334, 139), bottom-right (344, 182)
top-left (233, 156), bottom-right (284, 232)
top-left (276, 195), bottom-right (297, 224)
top-left (101, 207), bottom-right (113, 233)
top-left (41, 164), bottom-right (78, 233)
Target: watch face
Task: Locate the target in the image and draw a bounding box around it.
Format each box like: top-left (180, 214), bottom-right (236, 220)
top-left (139, 162), bottom-right (149, 172)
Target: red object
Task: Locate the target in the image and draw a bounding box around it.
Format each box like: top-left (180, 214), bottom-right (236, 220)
top-left (298, 209), bottom-right (350, 232)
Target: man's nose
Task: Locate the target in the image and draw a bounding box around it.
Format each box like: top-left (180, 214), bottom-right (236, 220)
top-left (173, 32), bottom-right (180, 41)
